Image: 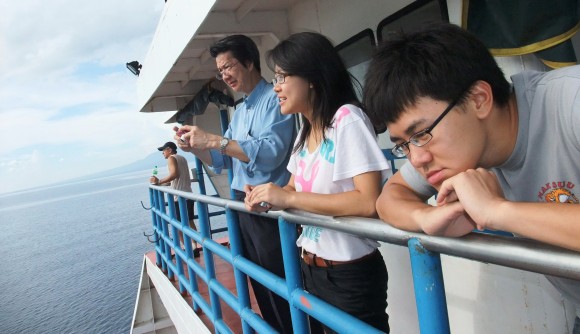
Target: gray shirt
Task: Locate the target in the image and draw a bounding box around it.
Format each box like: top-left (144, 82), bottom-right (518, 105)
top-left (400, 66), bottom-right (580, 313)
top-left (171, 154), bottom-right (192, 199)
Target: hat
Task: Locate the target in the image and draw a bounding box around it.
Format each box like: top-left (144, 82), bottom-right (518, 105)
top-left (157, 141), bottom-right (177, 152)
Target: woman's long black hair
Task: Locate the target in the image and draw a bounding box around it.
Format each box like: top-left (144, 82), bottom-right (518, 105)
top-left (266, 32), bottom-right (361, 153)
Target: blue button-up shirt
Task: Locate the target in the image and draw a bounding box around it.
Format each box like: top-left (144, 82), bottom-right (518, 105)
top-left (209, 79), bottom-right (296, 192)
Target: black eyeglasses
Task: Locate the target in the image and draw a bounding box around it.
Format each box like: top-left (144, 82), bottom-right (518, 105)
top-left (215, 61), bottom-right (239, 80)
top-left (392, 93), bottom-right (464, 158)
top-left (272, 72), bottom-right (290, 86)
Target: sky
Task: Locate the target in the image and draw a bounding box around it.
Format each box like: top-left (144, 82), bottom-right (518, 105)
top-left (0, 0), bottom-right (179, 194)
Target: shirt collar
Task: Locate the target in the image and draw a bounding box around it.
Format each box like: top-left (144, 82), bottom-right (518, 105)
top-left (243, 79), bottom-right (269, 108)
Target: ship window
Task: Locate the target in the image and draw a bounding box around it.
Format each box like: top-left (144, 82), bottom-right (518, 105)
top-left (377, 0), bottom-right (449, 42)
top-left (335, 29), bottom-right (376, 101)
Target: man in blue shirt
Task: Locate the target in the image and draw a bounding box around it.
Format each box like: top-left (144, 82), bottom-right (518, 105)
top-left (176, 35), bottom-right (296, 334)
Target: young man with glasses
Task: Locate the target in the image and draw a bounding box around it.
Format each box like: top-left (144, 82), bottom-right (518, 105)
top-left (175, 35), bottom-right (296, 334)
top-left (363, 22), bottom-right (579, 332)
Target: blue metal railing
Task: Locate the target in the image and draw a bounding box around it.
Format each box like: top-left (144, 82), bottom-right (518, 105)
top-left (148, 185), bottom-right (580, 334)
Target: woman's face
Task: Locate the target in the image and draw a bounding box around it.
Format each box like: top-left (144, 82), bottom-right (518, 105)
top-left (272, 65), bottom-right (313, 119)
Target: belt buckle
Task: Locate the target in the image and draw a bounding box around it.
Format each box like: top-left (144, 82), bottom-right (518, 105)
top-left (302, 249), bottom-right (331, 268)
top-left (302, 248), bottom-right (317, 267)
top-left (301, 248), bottom-right (308, 265)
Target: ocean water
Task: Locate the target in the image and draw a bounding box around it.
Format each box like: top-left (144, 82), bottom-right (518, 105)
top-left (0, 169), bottom-right (210, 334)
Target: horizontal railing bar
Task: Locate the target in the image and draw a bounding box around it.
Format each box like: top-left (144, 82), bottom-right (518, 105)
top-left (240, 308), bottom-right (277, 333)
top-left (214, 319), bottom-right (233, 334)
top-left (232, 254), bottom-right (289, 299)
top-left (191, 292), bottom-right (212, 320)
top-left (208, 278), bottom-right (239, 312)
top-left (290, 289), bottom-right (383, 333)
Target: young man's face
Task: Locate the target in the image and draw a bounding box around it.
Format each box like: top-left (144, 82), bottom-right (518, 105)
top-left (216, 51), bottom-right (251, 94)
top-left (387, 96), bottom-right (486, 189)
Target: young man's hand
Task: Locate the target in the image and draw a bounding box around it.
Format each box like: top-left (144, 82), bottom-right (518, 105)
top-left (417, 202), bottom-right (477, 236)
top-left (436, 168), bottom-right (505, 231)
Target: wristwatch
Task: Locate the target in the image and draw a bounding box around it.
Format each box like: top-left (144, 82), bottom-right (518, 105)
top-left (219, 137), bottom-right (229, 155)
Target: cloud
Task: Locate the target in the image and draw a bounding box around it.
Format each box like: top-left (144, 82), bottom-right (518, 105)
top-left (0, 0), bottom-right (163, 79)
top-left (0, 0), bottom-right (181, 194)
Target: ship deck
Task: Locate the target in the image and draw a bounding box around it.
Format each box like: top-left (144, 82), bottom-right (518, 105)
top-left (145, 238), bottom-right (260, 333)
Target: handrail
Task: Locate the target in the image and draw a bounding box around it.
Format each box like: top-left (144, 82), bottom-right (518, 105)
top-left (151, 185), bottom-right (580, 281)
top-left (149, 186), bottom-right (383, 333)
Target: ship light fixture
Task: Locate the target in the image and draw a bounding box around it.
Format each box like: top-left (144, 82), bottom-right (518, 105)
top-left (126, 61), bottom-right (142, 76)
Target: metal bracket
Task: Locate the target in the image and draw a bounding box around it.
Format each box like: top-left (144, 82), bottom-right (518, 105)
top-left (143, 231), bottom-right (159, 243)
top-left (140, 201), bottom-right (151, 210)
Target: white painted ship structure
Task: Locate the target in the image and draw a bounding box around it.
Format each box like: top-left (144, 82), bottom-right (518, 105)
top-left (130, 1), bottom-right (580, 333)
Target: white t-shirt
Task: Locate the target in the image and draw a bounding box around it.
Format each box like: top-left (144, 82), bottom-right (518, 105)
top-left (291, 104), bottom-right (391, 261)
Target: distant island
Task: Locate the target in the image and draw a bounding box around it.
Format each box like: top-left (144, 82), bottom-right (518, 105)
top-left (0, 150), bottom-right (205, 196)
top-left (70, 149), bottom-right (199, 182)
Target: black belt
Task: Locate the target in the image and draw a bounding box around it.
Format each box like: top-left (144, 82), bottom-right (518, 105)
top-left (301, 249), bottom-right (378, 268)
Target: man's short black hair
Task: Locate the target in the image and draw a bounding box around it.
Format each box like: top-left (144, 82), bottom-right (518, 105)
top-left (363, 22), bottom-right (511, 127)
top-left (209, 35), bottom-right (261, 72)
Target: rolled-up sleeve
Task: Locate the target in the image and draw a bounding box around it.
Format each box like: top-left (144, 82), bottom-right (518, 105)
top-left (208, 128), bottom-right (232, 174)
top-left (210, 79), bottom-right (295, 190)
top-left (237, 101), bottom-right (295, 175)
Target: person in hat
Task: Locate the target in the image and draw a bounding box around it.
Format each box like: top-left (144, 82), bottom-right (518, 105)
top-left (150, 141), bottom-right (200, 257)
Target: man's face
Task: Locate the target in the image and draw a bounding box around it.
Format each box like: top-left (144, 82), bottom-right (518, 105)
top-left (162, 147), bottom-right (171, 159)
top-left (216, 51), bottom-right (250, 94)
top-left (387, 96), bottom-right (486, 189)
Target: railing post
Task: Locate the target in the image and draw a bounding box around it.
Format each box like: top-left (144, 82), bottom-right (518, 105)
top-left (408, 238), bottom-right (450, 334)
top-left (279, 218), bottom-right (309, 334)
top-left (193, 157), bottom-right (220, 241)
top-left (177, 195), bottom-right (199, 303)
top-left (195, 193), bottom-right (223, 324)
top-left (225, 208), bottom-right (253, 333)
top-left (167, 197), bottom-right (186, 293)
top-left (194, 158), bottom-right (208, 196)
top-left (155, 189), bottom-right (170, 274)
top-left (149, 188), bottom-right (162, 266)
top-left (162, 192), bottom-right (175, 280)
top-left (179, 196), bottom-right (199, 311)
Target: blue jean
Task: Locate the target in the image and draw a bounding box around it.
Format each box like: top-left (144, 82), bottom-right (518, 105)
top-left (573, 316), bottom-right (580, 334)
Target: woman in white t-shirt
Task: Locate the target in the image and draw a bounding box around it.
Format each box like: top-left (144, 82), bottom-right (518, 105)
top-left (244, 32), bottom-right (391, 333)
